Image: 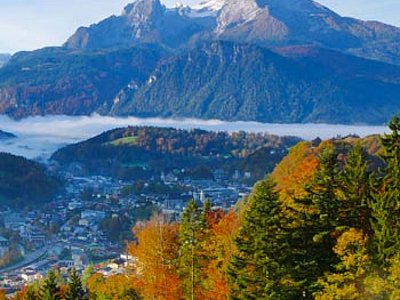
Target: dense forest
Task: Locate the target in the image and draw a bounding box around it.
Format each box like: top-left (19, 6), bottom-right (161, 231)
top-left (5, 117), bottom-right (400, 299)
top-left (52, 126), bottom-right (300, 182)
top-left (0, 153), bottom-right (61, 208)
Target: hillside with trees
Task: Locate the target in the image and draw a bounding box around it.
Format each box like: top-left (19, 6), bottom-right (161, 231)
top-left (52, 126), bottom-right (300, 183)
top-left (5, 117), bottom-right (400, 299)
top-left (0, 152), bottom-right (61, 209)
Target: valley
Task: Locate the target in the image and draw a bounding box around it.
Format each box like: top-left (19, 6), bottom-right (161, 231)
top-left (0, 0), bottom-right (399, 298)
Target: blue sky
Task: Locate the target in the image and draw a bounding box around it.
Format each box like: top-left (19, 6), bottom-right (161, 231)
top-left (0, 0), bottom-right (399, 53)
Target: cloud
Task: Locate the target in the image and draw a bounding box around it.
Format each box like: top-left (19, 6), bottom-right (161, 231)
top-left (0, 114), bottom-right (389, 160)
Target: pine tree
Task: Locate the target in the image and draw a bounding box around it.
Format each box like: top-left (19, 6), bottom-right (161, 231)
top-left (228, 177), bottom-right (292, 299)
top-left (39, 269), bottom-right (61, 300)
top-left (179, 199), bottom-right (210, 300)
top-left (370, 116), bottom-right (400, 264)
top-left (337, 143), bottom-right (372, 232)
top-left (65, 268), bottom-right (86, 300)
top-left (24, 285), bottom-right (38, 300)
top-left (286, 147), bottom-right (342, 298)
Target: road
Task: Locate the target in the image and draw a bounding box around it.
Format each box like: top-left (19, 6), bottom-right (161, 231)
top-left (0, 246), bottom-right (48, 274)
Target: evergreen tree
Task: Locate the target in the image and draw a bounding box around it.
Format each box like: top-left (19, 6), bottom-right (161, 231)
top-left (24, 285), bottom-right (38, 300)
top-left (179, 199), bottom-right (210, 300)
top-left (81, 264), bottom-right (95, 288)
top-left (337, 143), bottom-right (372, 232)
top-left (371, 116), bottom-right (400, 264)
top-left (39, 269), bottom-right (61, 300)
top-left (287, 147), bottom-right (342, 298)
top-left (65, 268), bottom-right (86, 300)
top-left (228, 178), bottom-right (292, 299)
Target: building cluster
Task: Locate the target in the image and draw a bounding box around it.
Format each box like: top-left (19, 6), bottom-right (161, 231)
top-left (0, 169), bottom-right (253, 296)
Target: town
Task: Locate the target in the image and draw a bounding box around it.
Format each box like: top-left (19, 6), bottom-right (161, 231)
top-left (0, 168), bottom-right (252, 296)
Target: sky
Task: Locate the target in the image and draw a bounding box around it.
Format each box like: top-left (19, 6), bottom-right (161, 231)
top-left (0, 0), bottom-right (399, 54)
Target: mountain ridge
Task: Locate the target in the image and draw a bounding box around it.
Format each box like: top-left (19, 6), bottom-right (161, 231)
top-left (64, 0), bottom-right (400, 65)
top-left (0, 0), bottom-right (399, 124)
top-left (112, 41), bottom-right (400, 124)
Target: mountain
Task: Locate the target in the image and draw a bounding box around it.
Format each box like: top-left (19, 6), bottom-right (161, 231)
top-left (112, 41), bottom-right (400, 124)
top-left (0, 45), bottom-right (165, 118)
top-left (65, 0), bottom-right (400, 65)
top-left (0, 129), bottom-right (16, 139)
top-left (0, 0), bottom-right (400, 123)
top-left (65, 0), bottom-right (216, 50)
top-left (215, 0), bottom-right (400, 65)
top-left (0, 54), bottom-right (11, 68)
top-left (0, 152), bottom-right (61, 208)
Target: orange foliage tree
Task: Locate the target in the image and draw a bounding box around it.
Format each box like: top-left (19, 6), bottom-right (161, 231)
top-left (128, 213), bottom-right (183, 300)
top-left (272, 141), bottom-right (320, 210)
top-left (202, 209), bottom-right (240, 300)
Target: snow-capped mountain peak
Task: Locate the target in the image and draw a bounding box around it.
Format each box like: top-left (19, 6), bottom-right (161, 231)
top-left (192, 0), bottom-right (225, 12)
top-left (178, 0), bottom-right (225, 18)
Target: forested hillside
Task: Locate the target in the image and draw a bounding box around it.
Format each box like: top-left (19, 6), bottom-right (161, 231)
top-left (6, 117), bottom-right (400, 299)
top-left (0, 153), bottom-right (61, 208)
top-left (52, 126), bottom-right (300, 182)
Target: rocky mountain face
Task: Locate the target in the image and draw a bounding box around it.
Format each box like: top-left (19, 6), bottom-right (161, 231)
top-left (65, 0), bottom-right (400, 65)
top-left (65, 0), bottom-right (216, 50)
top-left (112, 41), bottom-right (400, 124)
top-left (0, 46), bottom-right (165, 118)
top-left (0, 0), bottom-right (400, 124)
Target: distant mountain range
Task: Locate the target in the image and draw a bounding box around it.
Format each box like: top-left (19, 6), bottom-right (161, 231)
top-left (65, 0), bottom-right (400, 65)
top-left (0, 0), bottom-right (400, 124)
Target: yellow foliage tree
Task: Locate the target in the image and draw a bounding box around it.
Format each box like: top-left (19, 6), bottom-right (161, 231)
top-left (315, 228), bottom-right (371, 300)
top-left (87, 273), bottom-right (140, 300)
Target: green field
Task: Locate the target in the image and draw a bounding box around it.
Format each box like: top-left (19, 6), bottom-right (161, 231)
top-left (107, 136), bottom-right (139, 146)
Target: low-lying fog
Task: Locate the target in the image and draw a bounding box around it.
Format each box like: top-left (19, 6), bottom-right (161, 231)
top-left (0, 114), bottom-right (389, 161)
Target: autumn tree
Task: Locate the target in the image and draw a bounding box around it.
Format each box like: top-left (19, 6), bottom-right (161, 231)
top-left (81, 264), bottom-right (95, 288)
top-left (0, 289), bottom-right (6, 300)
top-left (315, 228), bottom-right (372, 299)
top-left (129, 213), bottom-right (183, 300)
top-left (202, 209), bottom-right (240, 300)
top-left (86, 274), bottom-right (141, 300)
